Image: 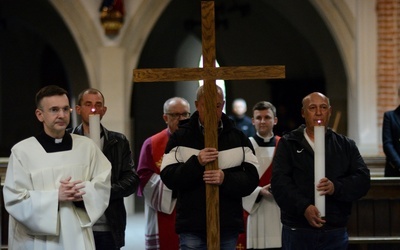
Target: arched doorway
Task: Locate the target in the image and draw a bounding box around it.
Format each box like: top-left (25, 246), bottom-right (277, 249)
top-left (132, 0), bottom-right (346, 162)
top-left (0, 0), bottom-right (89, 156)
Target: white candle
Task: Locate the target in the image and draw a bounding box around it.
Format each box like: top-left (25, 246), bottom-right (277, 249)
top-left (89, 114), bottom-right (101, 148)
top-left (314, 122), bottom-right (325, 217)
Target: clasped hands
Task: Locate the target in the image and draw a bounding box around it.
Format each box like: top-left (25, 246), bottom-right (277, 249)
top-left (198, 147), bottom-right (224, 185)
top-left (304, 177), bottom-right (334, 228)
top-left (58, 176), bottom-right (86, 202)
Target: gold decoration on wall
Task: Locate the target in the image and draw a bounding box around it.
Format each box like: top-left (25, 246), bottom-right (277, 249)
top-left (99, 0), bottom-right (124, 36)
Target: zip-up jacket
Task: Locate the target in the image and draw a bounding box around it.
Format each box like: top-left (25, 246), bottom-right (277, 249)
top-left (382, 106), bottom-right (400, 176)
top-left (271, 125), bottom-right (370, 229)
top-left (160, 111), bottom-right (259, 234)
top-left (70, 124), bottom-right (139, 248)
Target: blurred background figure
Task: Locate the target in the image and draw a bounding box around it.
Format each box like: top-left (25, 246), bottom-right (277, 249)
top-left (230, 98), bottom-right (255, 137)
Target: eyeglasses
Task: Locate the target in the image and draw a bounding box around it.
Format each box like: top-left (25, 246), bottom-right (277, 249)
top-left (166, 112), bottom-right (191, 119)
top-left (40, 106), bottom-right (73, 115)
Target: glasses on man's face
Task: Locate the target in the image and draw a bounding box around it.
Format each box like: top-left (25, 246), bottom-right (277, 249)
top-left (40, 106), bottom-right (73, 115)
top-left (166, 112), bottom-right (191, 119)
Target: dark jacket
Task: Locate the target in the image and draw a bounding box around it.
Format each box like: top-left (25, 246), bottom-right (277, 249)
top-left (382, 107), bottom-right (400, 176)
top-left (160, 111), bottom-right (259, 234)
top-left (229, 115), bottom-right (255, 137)
top-left (271, 125), bottom-right (370, 229)
top-left (70, 124), bottom-right (139, 248)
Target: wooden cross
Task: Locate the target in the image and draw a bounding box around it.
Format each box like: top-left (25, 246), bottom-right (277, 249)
top-left (133, 1), bottom-right (285, 249)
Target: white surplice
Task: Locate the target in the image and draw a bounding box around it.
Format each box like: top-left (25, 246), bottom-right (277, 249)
top-left (143, 173), bottom-right (176, 245)
top-left (3, 135), bottom-right (111, 250)
top-left (243, 137), bottom-right (282, 249)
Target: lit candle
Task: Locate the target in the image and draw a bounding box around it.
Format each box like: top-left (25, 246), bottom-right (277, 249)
top-left (314, 120), bottom-right (325, 217)
top-left (89, 114), bottom-right (101, 148)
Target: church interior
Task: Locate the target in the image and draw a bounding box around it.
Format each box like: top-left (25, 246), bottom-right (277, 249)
top-left (0, 0), bottom-right (399, 249)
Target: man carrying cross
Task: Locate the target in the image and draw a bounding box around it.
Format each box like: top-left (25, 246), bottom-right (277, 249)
top-left (134, 1), bottom-right (284, 248)
top-left (160, 85), bottom-right (259, 250)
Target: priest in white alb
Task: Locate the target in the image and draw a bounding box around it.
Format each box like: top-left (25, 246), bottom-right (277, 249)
top-left (3, 85), bottom-right (111, 250)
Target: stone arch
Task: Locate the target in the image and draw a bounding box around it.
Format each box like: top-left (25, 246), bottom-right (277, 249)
top-left (0, 0), bottom-right (90, 155)
top-left (49, 0), bottom-right (102, 94)
top-left (128, 0), bottom-right (352, 161)
top-left (311, 0), bottom-right (378, 153)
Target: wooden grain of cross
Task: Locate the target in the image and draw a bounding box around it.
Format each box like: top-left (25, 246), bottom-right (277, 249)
top-left (133, 1), bottom-right (285, 249)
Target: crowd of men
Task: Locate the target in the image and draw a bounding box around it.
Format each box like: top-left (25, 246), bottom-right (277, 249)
top-left (2, 85), bottom-right (370, 250)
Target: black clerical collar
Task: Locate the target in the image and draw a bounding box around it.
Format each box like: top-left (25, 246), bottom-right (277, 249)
top-left (35, 131), bottom-right (73, 153)
top-left (256, 132), bottom-right (274, 143)
top-left (253, 134), bottom-right (276, 146)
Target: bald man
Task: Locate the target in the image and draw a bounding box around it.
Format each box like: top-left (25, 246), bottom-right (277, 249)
top-left (271, 92), bottom-right (370, 250)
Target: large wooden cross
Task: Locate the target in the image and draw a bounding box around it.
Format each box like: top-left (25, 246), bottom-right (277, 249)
top-left (133, 1), bottom-right (285, 249)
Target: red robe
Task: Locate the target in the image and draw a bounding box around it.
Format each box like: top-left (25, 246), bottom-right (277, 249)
top-left (137, 129), bottom-right (179, 250)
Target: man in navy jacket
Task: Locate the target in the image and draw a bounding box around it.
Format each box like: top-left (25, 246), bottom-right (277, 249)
top-left (382, 96), bottom-right (400, 177)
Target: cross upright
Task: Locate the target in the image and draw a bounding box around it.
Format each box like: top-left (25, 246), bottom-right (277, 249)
top-left (133, 1), bottom-right (285, 249)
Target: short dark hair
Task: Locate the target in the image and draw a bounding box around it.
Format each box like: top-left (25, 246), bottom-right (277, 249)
top-left (77, 88), bottom-right (105, 106)
top-left (35, 85), bottom-right (68, 108)
top-left (252, 101), bottom-right (277, 117)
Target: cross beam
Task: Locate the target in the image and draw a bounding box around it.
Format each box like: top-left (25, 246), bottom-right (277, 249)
top-left (133, 66), bottom-right (285, 82)
top-left (133, 1), bottom-right (285, 249)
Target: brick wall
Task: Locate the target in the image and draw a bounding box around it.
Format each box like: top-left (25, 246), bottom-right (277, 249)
top-left (377, 0), bottom-right (400, 154)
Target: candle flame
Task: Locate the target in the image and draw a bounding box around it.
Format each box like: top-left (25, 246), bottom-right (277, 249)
top-left (317, 120), bottom-right (322, 125)
top-left (91, 108), bottom-right (96, 113)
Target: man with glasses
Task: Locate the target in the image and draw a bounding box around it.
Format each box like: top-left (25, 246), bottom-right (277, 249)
top-left (137, 97), bottom-right (190, 250)
top-left (3, 85), bottom-right (111, 249)
top-left (70, 88), bottom-right (139, 250)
